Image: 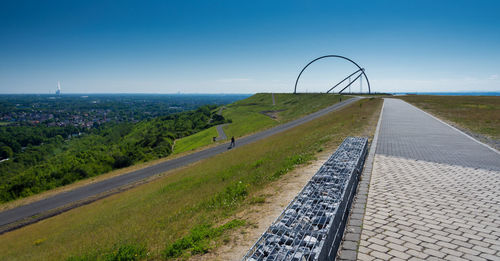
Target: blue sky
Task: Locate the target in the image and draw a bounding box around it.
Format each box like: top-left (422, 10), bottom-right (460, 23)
top-left (1, 0), bottom-right (499, 94)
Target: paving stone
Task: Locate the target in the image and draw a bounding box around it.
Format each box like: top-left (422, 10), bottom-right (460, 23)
top-left (441, 247), bottom-right (464, 258)
top-left (358, 246), bottom-right (370, 254)
top-left (462, 254), bottom-right (488, 261)
top-left (469, 239), bottom-right (491, 248)
top-left (451, 238), bottom-right (473, 248)
top-left (370, 251), bottom-right (392, 260)
top-left (423, 248), bottom-right (447, 258)
top-left (339, 250), bottom-right (357, 260)
top-left (403, 242), bottom-right (423, 252)
top-left (490, 244), bottom-right (500, 252)
top-left (408, 257), bottom-right (426, 261)
top-left (444, 254), bottom-right (468, 261)
top-left (388, 249), bottom-right (411, 260)
top-left (472, 245), bottom-right (496, 255)
top-left (479, 253), bottom-right (500, 261)
top-left (436, 241), bottom-right (458, 250)
top-left (344, 232), bottom-right (361, 242)
top-left (413, 229), bottom-right (433, 237)
top-left (431, 234), bottom-right (452, 243)
top-left (367, 237), bottom-right (387, 246)
top-left (420, 242), bottom-right (441, 251)
top-left (382, 230), bottom-right (402, 239)
top-left (367, 243), bottom-right (389, 253)
top-left (405, 249), bottom-right (429, 259)
top-left (357, 252), bottom-right (374, 261)
top-left (385, 242), bottom-right (407, 253)
top-left (457, 246), bottom-right (481, 256)
top-left (416, 235), bottom-right (438, 244)
top-left (342, 241), bottom-right (357, 251)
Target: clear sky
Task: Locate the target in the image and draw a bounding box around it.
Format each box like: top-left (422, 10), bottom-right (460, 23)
top-left (1, 0), bottom-right (499, 94)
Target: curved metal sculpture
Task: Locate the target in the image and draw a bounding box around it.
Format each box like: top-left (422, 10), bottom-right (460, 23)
top-left (293, 55), bottom-right (371, 94)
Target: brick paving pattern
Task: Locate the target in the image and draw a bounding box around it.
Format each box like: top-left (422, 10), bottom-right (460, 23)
top-left (359, 155), bottom-right (500, 260)
top-left (354, 99), bottom-right (500, 260)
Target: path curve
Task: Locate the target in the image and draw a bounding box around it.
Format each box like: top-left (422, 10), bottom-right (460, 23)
top-left (0, 97), bottom-right (361, 230)
top-left (215, 123), bottom-right (228, 141)
top-left (215, 106), bottom-right (228, 141)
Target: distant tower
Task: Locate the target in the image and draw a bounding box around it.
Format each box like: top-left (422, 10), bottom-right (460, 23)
top-left (56, 81), bottom-right (61, 95)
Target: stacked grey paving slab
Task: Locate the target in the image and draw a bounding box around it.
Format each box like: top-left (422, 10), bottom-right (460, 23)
top-left (243, 137), bottom-right (368, 261)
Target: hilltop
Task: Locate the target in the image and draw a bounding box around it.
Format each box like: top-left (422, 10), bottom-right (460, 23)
top-left (0, 94), bottom-right (382, 260)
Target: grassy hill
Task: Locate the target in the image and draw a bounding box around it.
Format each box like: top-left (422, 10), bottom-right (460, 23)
top-left (0, 96), bottom-right (382, 260)
top-left (0, 105), bottom-right (227, 203)
top-left (173, 93), bottom-right (344, 154)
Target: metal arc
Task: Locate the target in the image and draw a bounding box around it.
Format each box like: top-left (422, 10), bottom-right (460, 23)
top-left (293, 55), bottom-right (371, 94)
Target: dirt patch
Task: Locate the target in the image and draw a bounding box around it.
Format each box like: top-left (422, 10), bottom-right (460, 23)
top-left (189, 149), bottom-right (334, 261)
top-left (260, 110), bottom-right (286, 120)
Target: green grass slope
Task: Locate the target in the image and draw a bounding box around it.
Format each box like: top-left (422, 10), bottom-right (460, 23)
top-left (0, 98), bottom-right (382, 260)
top-left (223, 93), bottom-right (345, 138)
top-left (172, 126), bottom-right (219, 155)
top-left (173, 93), bottom-right (344, 154)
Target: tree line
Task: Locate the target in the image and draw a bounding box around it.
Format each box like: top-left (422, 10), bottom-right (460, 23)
top-left (0, 105), bottom-right (228, 202)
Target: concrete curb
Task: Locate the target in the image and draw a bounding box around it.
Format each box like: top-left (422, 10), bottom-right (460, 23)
top-left (337, 99), bottom-right (385, 260)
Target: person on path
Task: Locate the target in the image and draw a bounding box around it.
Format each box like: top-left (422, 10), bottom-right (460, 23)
top-left (230, 136), bottom-right (235, 148)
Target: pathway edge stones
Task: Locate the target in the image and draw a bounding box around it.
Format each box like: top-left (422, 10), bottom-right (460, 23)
top-left (337, 99), bottom-right (385, 261)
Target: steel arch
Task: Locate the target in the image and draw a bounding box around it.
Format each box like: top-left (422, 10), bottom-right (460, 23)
top-left (293, 55), bottom-right (371, 94)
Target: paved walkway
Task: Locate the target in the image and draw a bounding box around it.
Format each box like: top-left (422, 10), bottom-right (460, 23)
top-left (214, 106), bottom-right (228, 141)
top-left (377, 99), bottom-right (499, 171)
top-left (215, 123), bottom-right (228, 141)
top-left (356, 99), bottom-right (500, 260)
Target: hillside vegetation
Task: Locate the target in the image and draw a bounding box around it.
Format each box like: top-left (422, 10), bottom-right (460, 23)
top-left (0, 97), bottom-right (382, 260)
top-left (398, 95), bottom-right (500, 142)
top-left (0, 105), bottom-right (227, 202)
top-left (173, 93), bottom-right (344, 154)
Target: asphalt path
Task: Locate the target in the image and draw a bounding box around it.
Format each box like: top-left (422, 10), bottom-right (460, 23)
top-left (215, 123), bottom-right (228, 141)
top-left (0, 97), bottom-right (360, 227)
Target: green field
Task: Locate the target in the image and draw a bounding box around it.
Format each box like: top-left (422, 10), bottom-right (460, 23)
top-left (398, 95), bottom-right (500, 141)
top-left (172, 126), bottom-right (219, 155)
top-left (173, 93), bottom-right (345, 154)
top-left (223, 93), bottom-right (345, 138)
top-left (0, 97), bottom-right (382, 260)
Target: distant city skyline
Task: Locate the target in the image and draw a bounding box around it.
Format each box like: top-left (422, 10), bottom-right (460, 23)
top-left (1, 0), bottom-right (499, 94)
